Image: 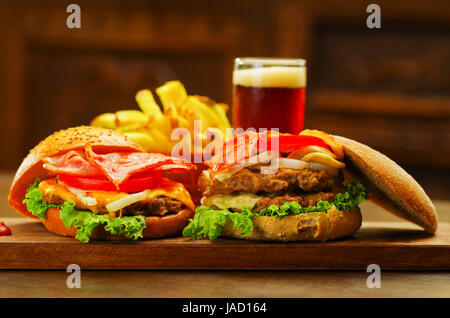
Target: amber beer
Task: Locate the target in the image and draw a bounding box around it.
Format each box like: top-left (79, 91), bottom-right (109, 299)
top-left (233, 58), bottom-right (306, 134)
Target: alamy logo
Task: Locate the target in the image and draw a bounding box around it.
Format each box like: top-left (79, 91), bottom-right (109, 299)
top-left (66, 264), bottom-right (81, 288)
top-left (66, 4), bottom-right (81, 29)
top-left (366, 4), bottom-right (381, 29)
top-left (366, 264), bottom-right (381, 288)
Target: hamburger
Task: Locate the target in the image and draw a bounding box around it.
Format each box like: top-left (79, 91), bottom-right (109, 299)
top-left (8, 126), bottom-right (196, 242)
top-left (183, 129), bottom-right (437, 241)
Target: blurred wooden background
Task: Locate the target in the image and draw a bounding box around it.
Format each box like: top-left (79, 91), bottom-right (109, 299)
top-left (0, 0), bottom-right (449, 199)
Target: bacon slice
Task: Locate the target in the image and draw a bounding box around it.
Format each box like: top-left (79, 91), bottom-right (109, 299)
top-left (43, 146), bottom-right (196, 188)
top-left (84, 144), bottom-right (195, 186)
top-left (43, 150), bottom-right (103, 176)
top-left (207, 131), bottom-right (260, 173)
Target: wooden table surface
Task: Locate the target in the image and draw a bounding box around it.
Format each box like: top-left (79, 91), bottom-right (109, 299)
top-left (0, 200), bottom-right (449, 298)
top-left (0, 173), bottom-right (449, 298)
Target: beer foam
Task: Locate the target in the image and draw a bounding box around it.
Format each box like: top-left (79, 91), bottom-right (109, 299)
top-left (233, 67), bottom-right (306, 88)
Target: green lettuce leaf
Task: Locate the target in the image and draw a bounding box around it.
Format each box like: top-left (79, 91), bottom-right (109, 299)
top-left (23, 179), bottom-right (59, 221)
top-left (59, 201), bottom-right (146, 243)
top-left (182, 206), bottom-right (230, 240)
top-left (23, 179), bottom-right (146, 243)
top-left (183, 180), bottom-right (368, 240)
top-left (334, 180), bottom-right (368, 211)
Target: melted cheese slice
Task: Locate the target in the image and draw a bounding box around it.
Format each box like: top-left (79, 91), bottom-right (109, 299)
top-left (38, 178), bottom-right (194, 217)
top-left (202, 193), bottom-right (263, 211)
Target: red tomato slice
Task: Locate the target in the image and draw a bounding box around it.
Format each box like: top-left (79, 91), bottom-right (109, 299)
top-left (258, 134), bottom-right (332, 153)
top-left (59, 170), bottom-right (163, 193)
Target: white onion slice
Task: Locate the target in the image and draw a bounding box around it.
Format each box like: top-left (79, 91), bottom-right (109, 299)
top-left (60, 182), bottom-right (98, 206)
top-left (105, 190), bottom-right (149, 213)
top-left (277, 158), bottom-right (339, 176)
top-left (277, 158), bottom-right (309, 170)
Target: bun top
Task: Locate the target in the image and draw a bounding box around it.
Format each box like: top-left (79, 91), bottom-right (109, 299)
top-left (8, 126), bottom-right (143, 218)
top-left (334, 135), bottom-right (438, 233)
top-left (30, 125), bottom-right (143, 158)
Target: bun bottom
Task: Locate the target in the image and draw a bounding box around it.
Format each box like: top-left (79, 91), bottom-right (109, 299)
top-left (42, 207), bottom-right (194, 241)
top-left (221, 207), bottom-right (362, 241)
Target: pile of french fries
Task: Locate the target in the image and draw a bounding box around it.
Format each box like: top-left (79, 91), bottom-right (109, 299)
top-left (90, 81), bottom-right (231, 154)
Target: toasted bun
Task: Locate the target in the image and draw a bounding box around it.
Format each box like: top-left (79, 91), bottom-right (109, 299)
top-left (8, 126), bottom-right (143, 218)
top-left (43, 207), bottom-right (194, 240)
top-left (222, 207), bottom-right (362, 241)
top-left (333, 135), bottom-right (438, 233)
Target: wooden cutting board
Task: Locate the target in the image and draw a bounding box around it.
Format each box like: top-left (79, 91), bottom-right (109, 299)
top-left (0, 218), bottom-right (449, 270)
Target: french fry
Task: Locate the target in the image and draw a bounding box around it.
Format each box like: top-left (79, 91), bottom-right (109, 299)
top-left (135, 89), bottom-right (163, 117)
top-left (123, 131), bottom-right (160, 152)
top-left (193, 95), bottom-right (215, 106)
top-left (116, 110), bottom-right (148, 126)
top-left (136, 89), bottom-right (173, 136)
top-left (116, 123), bottom-right (145, 133)
top-left (166, 105), bottom-right (191, 129)
top-left (156, 81), bottom-right (188, 113)
top-left (184, 96), bottom-right (219, 131)
top-left (146, 129), bottom-right (173, 154)
top-left (148, 114), bottom-right (171, 137)
top-left (90, 113), bottom-right (117, 130)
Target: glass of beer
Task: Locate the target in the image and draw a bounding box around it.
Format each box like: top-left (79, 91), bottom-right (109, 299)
top-left (233, 57), bottom-right (306, 134)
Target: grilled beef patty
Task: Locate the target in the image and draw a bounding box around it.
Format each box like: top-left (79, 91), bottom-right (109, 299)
top-left (253, 191), bottom-right (338, 212)
top-left (199, 168), bottom-right (338, 196)
top-left (41, 191), bottom-right (185, 217)
top-left (125, 197), bottom-right (184, 216)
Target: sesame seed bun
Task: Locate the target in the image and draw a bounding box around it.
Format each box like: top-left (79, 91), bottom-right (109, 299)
top-left (333, 135), bottom-right (438, 233)
top-left (8, 126), bottom-right (143, 218)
